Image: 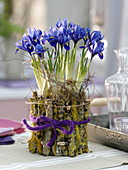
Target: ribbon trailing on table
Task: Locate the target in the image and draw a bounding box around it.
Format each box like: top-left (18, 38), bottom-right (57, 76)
top-left (22, 115), bottom-right (90, 147)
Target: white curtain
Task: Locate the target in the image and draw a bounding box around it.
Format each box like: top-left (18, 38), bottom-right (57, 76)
top-left (104, 0), bottom-right (123, 78)
top-left (90, 0), bottom-right (124, 81)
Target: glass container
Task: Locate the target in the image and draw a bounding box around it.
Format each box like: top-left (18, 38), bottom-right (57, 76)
top-left (105, 48), bottom-right (128, 131)
top-left (114, 117), bottom-right (128, 133)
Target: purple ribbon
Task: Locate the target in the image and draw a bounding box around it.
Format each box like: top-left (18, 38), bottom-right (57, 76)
top-left (23, 115), bottom-right (90, 147)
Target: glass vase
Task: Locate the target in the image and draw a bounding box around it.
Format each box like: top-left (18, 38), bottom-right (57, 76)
top-left (105, 47), bottom-right (128, 131)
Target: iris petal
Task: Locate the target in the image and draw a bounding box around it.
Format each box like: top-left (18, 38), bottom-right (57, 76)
top-left (64, 43), bottom-right (70, 50)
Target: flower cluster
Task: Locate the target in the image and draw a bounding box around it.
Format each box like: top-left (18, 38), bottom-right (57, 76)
top-left (16, 18), bottom-right (104, 59)
top-left (15, 28), bottom-right (46, 57)
top-left (15, 19), bottom-right (105, 94)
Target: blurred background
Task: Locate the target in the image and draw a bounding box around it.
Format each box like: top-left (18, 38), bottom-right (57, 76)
top-left (0, 0), bottom-right (127, 120)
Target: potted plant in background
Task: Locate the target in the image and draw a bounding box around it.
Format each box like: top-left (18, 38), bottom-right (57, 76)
top-left (0, 0), bottom-right (25, 81)
top-left (15, 18), bottom-right (104, 157)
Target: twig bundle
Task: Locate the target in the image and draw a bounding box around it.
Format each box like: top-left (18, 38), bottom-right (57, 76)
top-left (26, 87), bottom-right (90, 157)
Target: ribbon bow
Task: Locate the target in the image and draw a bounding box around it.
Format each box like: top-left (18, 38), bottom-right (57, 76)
top-left (23, 115), bottom-right (90, 147)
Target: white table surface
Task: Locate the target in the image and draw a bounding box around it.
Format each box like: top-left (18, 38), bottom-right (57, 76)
top-left (0, 131), bottom-right (128, 170)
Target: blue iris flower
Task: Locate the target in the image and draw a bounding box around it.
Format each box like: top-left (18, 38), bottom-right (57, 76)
top-left (58, 34), bottom-right (70, 50)
top-left (56, 18), bottom-right (68, 29)
top-left (27, 28), bottom-right (44, 46)
top-left (44, 25), bottom-right (70, 50)
top-left (35, 44), bottom-right (46, 57)
top-left (93, 41), bottom-right (104, 59)
top-left (87, 41), bottom-right (104, 60)
top-left (80, 30), bottom-right (104, 60)
top-left (69, 24), bottom-right (86, 46)
top-left (57, 27), bottom-right (70, 50)
top-left (44, 27), bottom-right (58, 48)
top-left (15, 35), bottom-right (34, 54)
top-left (15, 28), bottom-right (46, 57)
